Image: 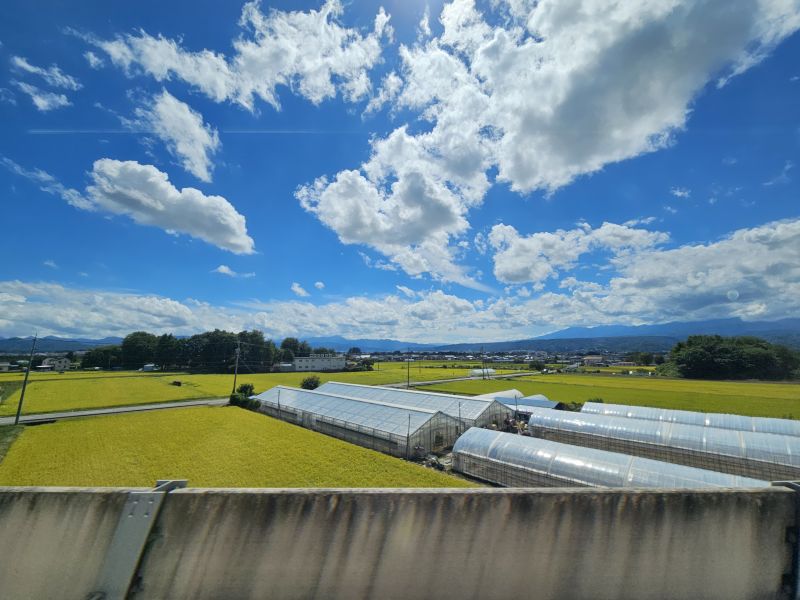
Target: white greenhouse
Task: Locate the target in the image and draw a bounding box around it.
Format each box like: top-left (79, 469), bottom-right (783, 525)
top-left (452, 428), bottom-right (769, 489)
top-left (253, 386), bottom-right (461, 458)
top-left (316, 382), bottom-right (512, 431)
top-left (582, 401), bottom-right (800, 438)
top-left (526, 408), bottom-right (800, 481)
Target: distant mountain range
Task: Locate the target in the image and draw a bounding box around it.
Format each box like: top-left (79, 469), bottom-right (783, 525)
top-left (1, 317), bottom-right (798, 354)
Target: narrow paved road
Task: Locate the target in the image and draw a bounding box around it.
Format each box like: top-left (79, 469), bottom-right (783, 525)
top-left (0, 397), bottom-right (229, 426)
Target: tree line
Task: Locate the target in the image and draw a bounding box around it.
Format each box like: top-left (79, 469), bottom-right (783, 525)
top-left (662, 335), bottom-right (800, 380)
top-left (81, 330), bottom-right (340, 372)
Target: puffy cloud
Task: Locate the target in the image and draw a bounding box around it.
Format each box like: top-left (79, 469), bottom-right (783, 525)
top-left (291, 282), bottom-right (310, 297)
top-left (213, 265), bottom-right (255, 278)
top-left (489, 221), bottom-right (668, 284)
top-left (85, 0), bottom-right (391, 110)
top-left (10, 56), bottom-right (82, 90)
top-left (134, 90), bottom-right (220, 182)
top-left (12, 81), bottom-right (70, 111)
top-left (314, 281), bottom-right (325, 289)
top-left (1, 220), bottom-right (798, 339)
top-left (670, 187), bottom-right (691, 198)
top-left (299, 0), bottom-right (800, 285)
top-left (5, 156), bottom-right (257, 255)
top-left (87, 159), bottom-right (255, 254)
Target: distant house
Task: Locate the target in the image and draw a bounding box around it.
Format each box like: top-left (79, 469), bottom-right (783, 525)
top-left (41, 357), bottom-right (71, 371)
top-left (293, 354), bottom-right (346, 372)
top-left (582, 355), bottom-right (605, 366)
top-left (0, 362), bottom-right (10, 372)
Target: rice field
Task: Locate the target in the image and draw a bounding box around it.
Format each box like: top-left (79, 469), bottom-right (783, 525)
top-left (0, 362), bottom-right (524, 416)
top-left (419, 374), bottom-right (800, 419)
top-left (0, 406), bottom-right (476, 488)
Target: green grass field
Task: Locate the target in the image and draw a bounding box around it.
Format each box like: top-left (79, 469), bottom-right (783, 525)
top-left (420, 374), bottom-right (800, 418)
top-left (0, 406), bottom-right (476, 488)
top-left (0, 362), bottom-right (523, 416)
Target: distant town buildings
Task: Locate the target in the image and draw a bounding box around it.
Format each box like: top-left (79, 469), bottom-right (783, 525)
top-left (40, 357), bottom-right (71, 371)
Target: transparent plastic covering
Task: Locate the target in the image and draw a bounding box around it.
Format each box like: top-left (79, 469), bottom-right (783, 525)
top-left (452, 428), bottom-right (768, 488)
top-left (499, 395), bottom-right (558, 410)
top-left (527, 408), bottom-right (800, 468)
top-left (255, 386), bottom-right (440, 436)
top-left (316, 382), bottom-right (511, 425)
top-left (582, 402), bottom-right (800, 438)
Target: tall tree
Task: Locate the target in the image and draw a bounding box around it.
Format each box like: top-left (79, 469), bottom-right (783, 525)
top-left (121, 332), bottom-right (158, 369)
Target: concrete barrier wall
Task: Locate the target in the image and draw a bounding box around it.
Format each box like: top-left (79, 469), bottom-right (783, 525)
top-left (0, 487), bottom-right (795, 600)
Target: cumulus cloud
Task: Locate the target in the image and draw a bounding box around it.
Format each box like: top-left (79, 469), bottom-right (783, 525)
top-left (314, 281), bottom-right (325, 289)
top-left (133, 90), bottom-right (220, 182)
top-left (489, 221), bottom-right (669, 284)
top-left (670, 187), bottom-right (691, 198)
top-left (291, 282), bottom-right (310, 297)
top-left (12, 81), bottom-right (70, 111)
top-left (299, 0), bottom-right (800, 285)
top-left (3, 157), bottom-right (254, 254)
top-left (87, 159), bottom-right (254, 254)
top-left (10, 56), bottom-right (82, 90)
top-left (1, 219), bottom-right (798, 339)
top-left (84, 0), bottom-right (391, 111)
top-left (213, 265), bottom-right (255, 278)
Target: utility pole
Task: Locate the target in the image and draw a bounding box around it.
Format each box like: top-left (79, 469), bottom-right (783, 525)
top-left (406, 413), bottom-right (411, 460)
top-left (15, 333), bottom-right (37, 425)
top-left (231, 340), bottom-right (241, 395)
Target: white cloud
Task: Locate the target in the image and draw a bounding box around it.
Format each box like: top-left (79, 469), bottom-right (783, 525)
top-left (764, 160), bottom-right (794, 186)
top-left (212, 265), bottom-right (255, 278)
top-left (291, 282), bottom-right (310, 297)
top-left (43, 260), bottom-right (58, 269)
top-left (85, 0), bottom-right (391, 111)
top-left (12, 81), bottom-right (71, 111)
top-left (314, 281), bottom-right (325, 289)
top-left (1, 219), bottom-right (798, 339)
top-left (10, 56), bottom-right (82, 90)
top-left (0, 88), bottom-right (16, 105)
top-left (364, 71), bottom-right (403, 115)
top-left (670, 187), bottom-right (691, 198)
top-left (84, 51), bottom-right (104, 69)
top-left (3, 156), bottom-right (256, 255)
top-left (134, 90), bottom-right (220, 182)
top-left (87, 159), bottom-right (255, 254)
top-left (1, 157), bottom-right (93, 210)
top-left (664, 205), bottom-right (678, 214)
top-left (489, 221), bottom-right (668, 284)
top-left (299, 0), bottom-right (800, 285)
top-left (396, 285), bottom-right (416, 298)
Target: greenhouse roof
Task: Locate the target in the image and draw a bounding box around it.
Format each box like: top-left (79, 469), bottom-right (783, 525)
top-left (316, 382), bottom-right (507, 422)
top-left (582, 402), bottom-right (800, 438)
top-left (254, 386), bottom-right (448, 437)
top-left (453, 428), bottom-right (769, 489)
top-left (527, 408), bottom-right (800, 467)
top-left (499, 395), bottom-right (559, 410)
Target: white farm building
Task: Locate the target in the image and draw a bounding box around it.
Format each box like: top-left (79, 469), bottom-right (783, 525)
top-left (293, 354), bottom-right (346, 371)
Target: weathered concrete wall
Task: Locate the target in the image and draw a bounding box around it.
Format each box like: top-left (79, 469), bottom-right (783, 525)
top-left (0, 487), bottom-right (132, 599)
top-left (0, 487), bottom-right (795, 600)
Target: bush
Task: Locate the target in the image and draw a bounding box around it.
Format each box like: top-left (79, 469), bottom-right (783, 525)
top-left (301, 376), bottom-right (321, 390)
top-left (229, 392), bottom-right (246, 407)
top-left (237, 383), bottom-right (255, 397)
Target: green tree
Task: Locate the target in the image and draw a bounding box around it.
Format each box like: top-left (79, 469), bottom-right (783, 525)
top-left (301, 375), bottom-right (321, 390)
top-left (348, 347), bottom-right (362, 356)
top-left (82, 345), bottom-right (122, 369)
top-left (280, 337), bottom-right (300, 355)
top-left (155, 334), bottom-right (181, 370)
top-left (529, 360), bottom-right (546, 371)
top-left (669, 335), bottom-right (800, 380)
top-left (121, 332), bottom-right (158, 369)
top-left (237, 382), bottom-right (255, 397)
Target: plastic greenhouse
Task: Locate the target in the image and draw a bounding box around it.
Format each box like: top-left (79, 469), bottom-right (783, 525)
top-left (498, 394), bottom-right (559, 415)
top-left (452, 428), bottom-right (769, 489)
top-left (254, 386), bottom-right (461, 458)
top-left (316, 382), bottom-right (512, 431)
top-left (526, 408), bottom-right (800, 481)
top-left (582, 401), bottom-right (800, 438)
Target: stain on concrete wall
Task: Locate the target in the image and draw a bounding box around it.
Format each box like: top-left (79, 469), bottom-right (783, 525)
top-left (0, 487), bottom-right (794, 600)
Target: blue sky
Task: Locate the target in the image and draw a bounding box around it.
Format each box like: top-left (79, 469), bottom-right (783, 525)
top-left (0, 0), bottom-right (798, 342)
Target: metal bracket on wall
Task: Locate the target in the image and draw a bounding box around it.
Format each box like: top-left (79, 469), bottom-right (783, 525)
top-left (86, 479), bottom-right (187, 600)
top-left (773, 481), bottom-right (800, 600)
